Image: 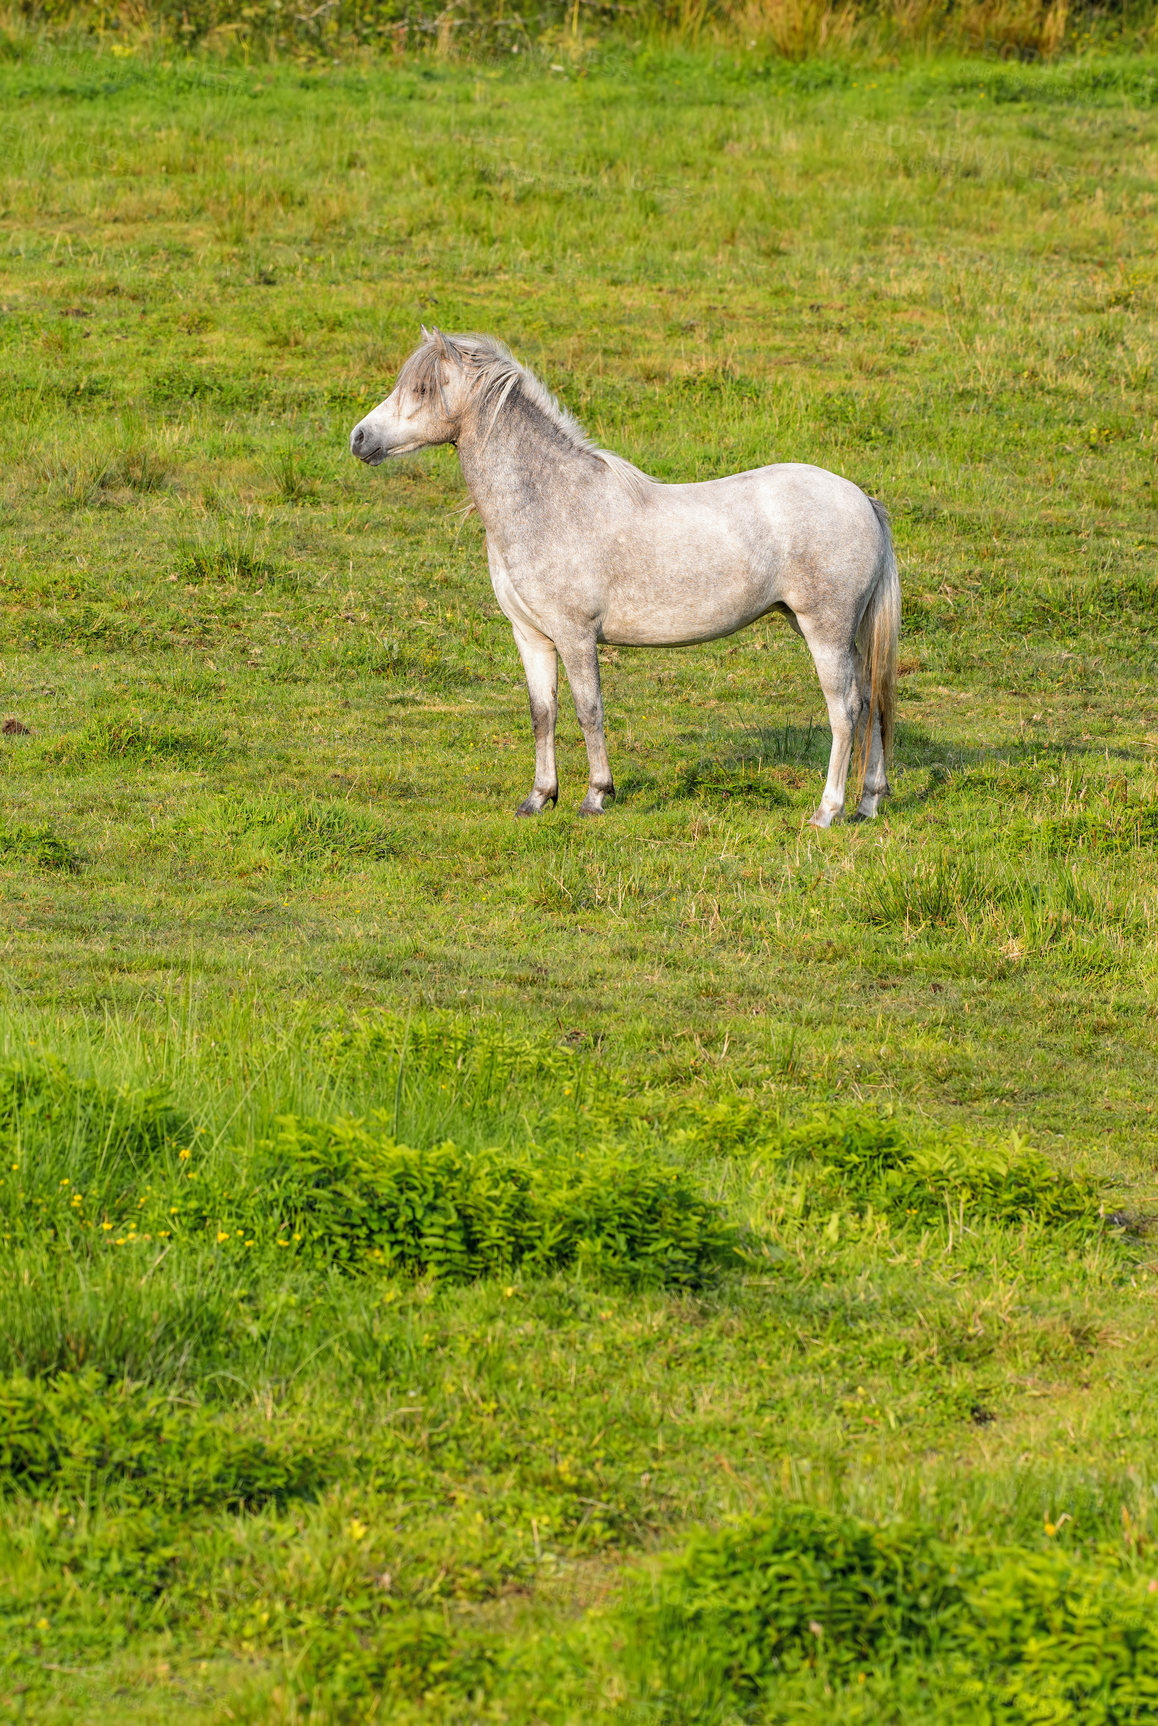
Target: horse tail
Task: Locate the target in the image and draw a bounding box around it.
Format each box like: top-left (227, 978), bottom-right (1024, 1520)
top-left (855, 497), bottom-right (900, 797)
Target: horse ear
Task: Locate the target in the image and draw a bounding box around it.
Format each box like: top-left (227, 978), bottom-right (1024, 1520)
top-left (429, 325), bottom-right (449, 357)
top-left (420, 323), bottom-right (432, 341)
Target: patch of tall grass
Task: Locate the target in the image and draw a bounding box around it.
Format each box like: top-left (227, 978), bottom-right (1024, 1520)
top-left (0, 1036), bottom-right (738, 1287)
top-left (0, 1245), bottom-right (252, 1383)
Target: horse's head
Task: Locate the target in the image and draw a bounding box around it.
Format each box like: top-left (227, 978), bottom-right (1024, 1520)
top-left (350, 328), bottom-right (474, 464)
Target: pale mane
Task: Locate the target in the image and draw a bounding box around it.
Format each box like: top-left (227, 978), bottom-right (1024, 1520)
top-left (404, 331), bottom-right (650, 503)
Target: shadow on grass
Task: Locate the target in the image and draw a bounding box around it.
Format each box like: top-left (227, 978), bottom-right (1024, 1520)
top-left (617, 719), bottom-right (829, 810)
top-left (894, 726), bottom-right (1154, 811)
top-left (618, 719), bottom-right (1152, 816)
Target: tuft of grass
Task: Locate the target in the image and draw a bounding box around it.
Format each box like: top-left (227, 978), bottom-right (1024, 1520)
top-left (0, 825), bottom-right (81, 872)
top-left (0, 1369), bottom-right (325, 1508)
top-left (0, 1056), bottom-right (193, 1258)
top-left (34, 444), bottom-right (172, 510)
top-left (675, 760), bottom-right (794, 807)
top-left (1036, 804), bottom-right (1158, 857)
top-left (175, 534), bottom-right (277, 588)
top-left (209, 793), bottom-right (396, 870)
top-left (780, 1111), bottom-right (1105, 1228)
top-left (627, 1504), bottom-right (1158, 1720)
top-left (269, 446), bottom-right (321, 505)
top-left (45, 717), bottom-right (231, 769)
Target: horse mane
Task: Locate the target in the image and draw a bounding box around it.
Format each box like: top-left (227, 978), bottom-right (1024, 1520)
top-left (402, 330), bottom-right (650, 503)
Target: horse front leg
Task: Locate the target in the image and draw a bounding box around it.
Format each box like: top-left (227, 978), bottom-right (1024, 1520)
top-left (511, 618), bottom-right (559, 817)
top-left (559, 638), bottom-right (615, 817)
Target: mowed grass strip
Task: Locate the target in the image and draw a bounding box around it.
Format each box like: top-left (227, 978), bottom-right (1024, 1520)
top-left (0, 46), bottom-right (1156, 1150)
top-left (0, 41), bottom-right (1156, 1722)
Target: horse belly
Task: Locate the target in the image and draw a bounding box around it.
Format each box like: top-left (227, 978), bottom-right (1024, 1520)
top-left (599, 553), bottom-right (772, 648)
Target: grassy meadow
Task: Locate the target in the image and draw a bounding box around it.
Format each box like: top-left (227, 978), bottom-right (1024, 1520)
top-left (1, 40), bottom-right (1158, 1723)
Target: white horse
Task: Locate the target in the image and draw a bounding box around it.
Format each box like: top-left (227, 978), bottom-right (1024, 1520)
top-left (350, 330), bottom-right (899, 827)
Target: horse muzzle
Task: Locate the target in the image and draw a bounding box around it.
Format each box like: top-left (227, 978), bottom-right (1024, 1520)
top-left (350, 420), bottom-right (426, 465)
top-left (350, 421), bottom-right (388, 465)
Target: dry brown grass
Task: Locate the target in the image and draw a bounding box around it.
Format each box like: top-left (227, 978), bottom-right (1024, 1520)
top-left (1, 0), bottom-right (1149, 58)
top-left (726, 0), bottom-right (1075, 57)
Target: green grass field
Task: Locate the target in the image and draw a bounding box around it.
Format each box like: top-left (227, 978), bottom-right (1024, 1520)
top-left (2, 41), bottom-right (1158, 1723)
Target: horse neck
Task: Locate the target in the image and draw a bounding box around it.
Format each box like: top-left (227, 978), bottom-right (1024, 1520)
top-left (456, 390), bottom-right (597, 536)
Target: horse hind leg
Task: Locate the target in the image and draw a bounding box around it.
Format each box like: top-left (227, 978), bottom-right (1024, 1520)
top-left (804, 639), bottom-right (861, 829)
top-left (559, 637), bottom-right (615, 816)
top-left (853, 702), bottom-right (890, 822)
